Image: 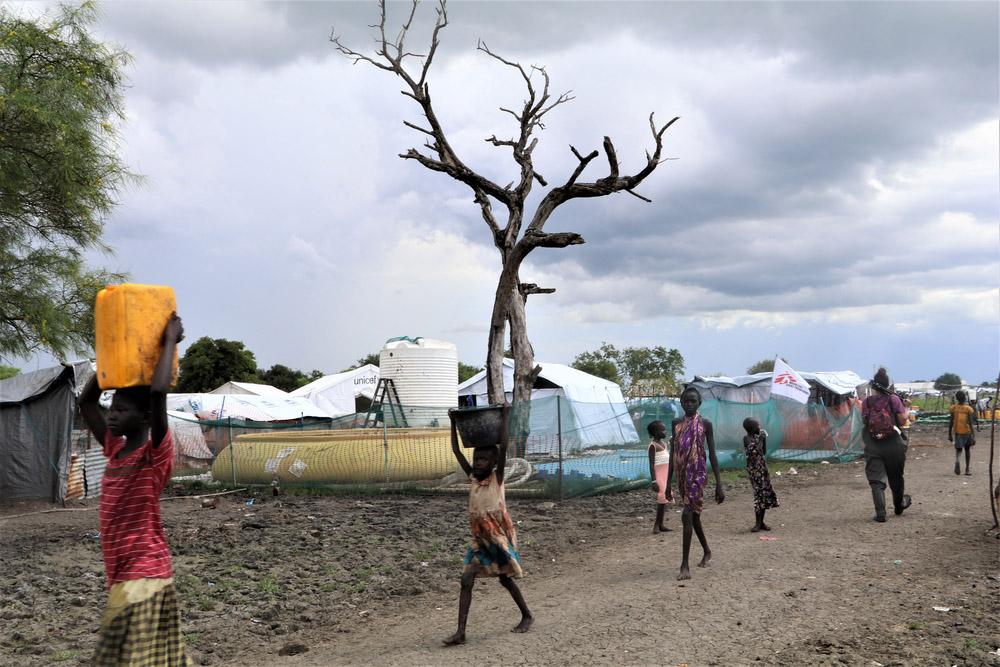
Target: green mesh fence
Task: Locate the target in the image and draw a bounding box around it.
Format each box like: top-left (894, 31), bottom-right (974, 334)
top-left (167, 395), bottom-right (864, 498)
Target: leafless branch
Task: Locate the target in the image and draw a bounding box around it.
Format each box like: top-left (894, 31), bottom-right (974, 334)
top-left (486, 135), bottom-right (518, 148)
top-left (602, 136), bottom-right (619, 180)
top-left (403, 120), bottom-right (435, 137)
top-left (519, 283), bottom-right (556, 297)
top-left (524, 114), bottom-right (680, 236)
top-left (418, 1), bottom-right (447, 87)
top-left (522, 230), bottom-right (585, 249)
top-left (566, 146), bottom-right (600, 187)
top-left (625, 189), bottom-right (652, 203)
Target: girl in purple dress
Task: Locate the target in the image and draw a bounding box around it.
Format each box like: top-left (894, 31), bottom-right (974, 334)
top-left (666, 387), bottom-right (725, 580)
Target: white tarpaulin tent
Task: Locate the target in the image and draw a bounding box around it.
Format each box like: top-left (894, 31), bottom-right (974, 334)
top-left (209, 381), bottom-right (289, 397)
top-left (458, 359), bottom-right (639, 451)
top-left (290, 365), bottom-right (379, 417)
top-left (167, 393), bottom-right (331, 421)
top-left (689, 370), bottom-right (867, 404)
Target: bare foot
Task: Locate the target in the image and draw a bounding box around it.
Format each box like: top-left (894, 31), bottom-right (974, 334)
top-left (657, 524), bottom-right (673, 532)
top-left (698, 551), bottom-right (712, 568)
top-left (760, 523), bottom-right (771, 531)
top-left (751, 524), bottom-right (762, 533)
top-left (677, 564), bottom-right (691, 580)
top-left (512, 616), bottom-right (533, 633)
top-left (442, 632), bottom-right (466, 646)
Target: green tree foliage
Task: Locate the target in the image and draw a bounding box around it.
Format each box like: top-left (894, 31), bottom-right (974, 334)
top-left (0, 4), bottom-right (133, 361)
top-left (343, 352), bottom-right (379, 372)
top-left (572, 342), bottom-right (685, 397)
top-left (258, 364), bottom-right (326, 391)
top-left (259, 364), bottom-right (304, 392)
top-left (0, 364), bottom-right (19, 380)
top-left (934, 372), bottom-right (963, 391)
top-left (746, 358), bottom-right (788, 374)
top-left (458, 362), bottom-right (483, 383)
top-left (571, 345), bottom-right (620, 384)
top-left (177, 337), bottom-right (258, 393)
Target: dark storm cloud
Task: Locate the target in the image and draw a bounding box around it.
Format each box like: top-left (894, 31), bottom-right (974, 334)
top-left (44, 0), bottom-right (992, 375)
top-left (97, 2), bottom-right (998, 72)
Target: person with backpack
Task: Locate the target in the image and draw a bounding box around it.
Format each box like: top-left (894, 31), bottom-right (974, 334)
top-left (861, 368), bottom-right (912, 522)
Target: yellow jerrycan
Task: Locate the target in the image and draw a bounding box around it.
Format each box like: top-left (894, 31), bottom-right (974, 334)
top-left (94, 284), bottom-right (178, 389)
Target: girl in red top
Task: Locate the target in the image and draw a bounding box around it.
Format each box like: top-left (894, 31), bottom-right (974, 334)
top-left (80, 314), bottom-right (187, 666)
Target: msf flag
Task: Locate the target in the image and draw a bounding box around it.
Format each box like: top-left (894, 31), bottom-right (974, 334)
top-left (770, 358), bottom-right (810, 404)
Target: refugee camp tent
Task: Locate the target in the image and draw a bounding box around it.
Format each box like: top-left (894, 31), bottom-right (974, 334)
top-left (688, 370), bottom-right (866, 405)
top-left (209, 381), bottom-right (289, 397)
top-left (457, 359), bottom-right (639, 452)
top-left (0, 361), bottom-right (93, 503)
top-left (290, 364), bottom-right (379, 416)
top-left (895, 381), bottom-right (938, 396)
top-left (166, 393), bottom-right (331, 421)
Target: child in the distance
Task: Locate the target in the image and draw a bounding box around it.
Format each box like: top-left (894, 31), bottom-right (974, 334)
top-left (949, 390), bottom-right (977, 475)
top-left (79, 313), bottom-right (187, 666)
top-left (647, 420), bottom-right (673, 532)
top-left (742, 418), bottom-right (779, 532)
top-left (443, 433), bottom-right (532, 645)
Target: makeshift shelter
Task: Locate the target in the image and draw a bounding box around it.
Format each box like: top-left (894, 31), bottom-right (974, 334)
top-left (688, 370), bottom-right (867, 407)
top-left (458, 359), bottom-right (639, 452)
top-left (209, 381), bottom-right (289, 397)
top-left (167, 393), bottom-right (331, 421)
top-left (684, 370), bottom-right (867, 463)
top-left (0, 361), bottom-right (92, 503)
top-left (290, 365), bottom-right (379, 416)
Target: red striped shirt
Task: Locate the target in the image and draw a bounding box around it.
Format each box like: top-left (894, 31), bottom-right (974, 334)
top-left (99, 430), bottom-right (174, 587)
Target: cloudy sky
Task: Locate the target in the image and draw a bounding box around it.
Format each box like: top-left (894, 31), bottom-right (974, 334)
top-left (15, 1), bottom-right (1000, 384)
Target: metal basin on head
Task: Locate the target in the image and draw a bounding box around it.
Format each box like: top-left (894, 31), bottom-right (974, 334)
top-left (449, 404), bottom-right (507, 448)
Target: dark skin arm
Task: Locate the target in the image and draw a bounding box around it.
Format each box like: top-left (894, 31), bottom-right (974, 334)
top-left (664, 419), bottom-right (681, 502)
top-left (494, 402), bottom-right (511, 485)
top-left (495, 437), bottom-right (507, 486)
top-left (150, 314), bottom-right (184, 447)
top-left (648, 444), bottom-right (658, 492)
top-left (79, 375), bottom-right (107, 445)
top-left (705, 420), bottom-right (725, 504)
top-left (450, 417), bottom-right (473, 477)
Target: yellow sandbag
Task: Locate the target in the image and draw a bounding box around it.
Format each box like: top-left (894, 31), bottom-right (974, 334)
top-left (95, 284), bottom-right (178, 389)
top-left (211, 429), bottom-right (463, 484)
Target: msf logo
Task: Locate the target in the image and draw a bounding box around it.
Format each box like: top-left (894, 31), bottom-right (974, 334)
top-left (773, 372), bottom-right (806, 388)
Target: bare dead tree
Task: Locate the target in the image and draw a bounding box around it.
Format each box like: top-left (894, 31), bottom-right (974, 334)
top-left (332, 0), bottom-right (678, 418)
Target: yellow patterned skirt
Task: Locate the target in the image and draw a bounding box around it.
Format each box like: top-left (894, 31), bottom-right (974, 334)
top-left (92, 578), bottom-right (189, 666)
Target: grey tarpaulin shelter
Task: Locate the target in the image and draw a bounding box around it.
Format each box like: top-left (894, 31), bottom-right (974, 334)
top-left (0, 360), bottom-right (93, 503)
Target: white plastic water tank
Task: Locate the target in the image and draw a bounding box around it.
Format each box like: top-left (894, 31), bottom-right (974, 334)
top-left (379, 337), bottom-right (458, 427)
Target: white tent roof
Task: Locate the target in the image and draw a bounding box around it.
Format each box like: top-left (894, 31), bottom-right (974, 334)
top-left (290, 365), bottom-right (380, 417)
top-left (458, 358), bottom-right (627, 404)
top-left (167, 393), bottom-right (331, 421)
top-left (691, 370), bottom-right (866, 396)
top-left (209, 381), bottom-right (289, 396)
top-left (458, 359), bottom-right (637, 449)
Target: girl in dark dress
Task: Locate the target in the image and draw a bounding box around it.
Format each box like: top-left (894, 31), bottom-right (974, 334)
top-left (742, 418), bottom-right (778, 532)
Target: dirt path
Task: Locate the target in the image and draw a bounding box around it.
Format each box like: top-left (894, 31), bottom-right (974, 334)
top-left (287, 442), bottom-right (999, 667)
top-left (1, 430), bottom-right (997, 666)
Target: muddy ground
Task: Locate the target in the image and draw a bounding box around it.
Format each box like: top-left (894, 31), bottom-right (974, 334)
top-left (1, 425), bottom-right (998, 666)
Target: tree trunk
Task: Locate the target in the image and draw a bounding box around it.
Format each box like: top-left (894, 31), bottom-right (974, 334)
top-left (485, 261), bottom-right (518, 405)
top-left (507, 282), bottom-right (538, 457)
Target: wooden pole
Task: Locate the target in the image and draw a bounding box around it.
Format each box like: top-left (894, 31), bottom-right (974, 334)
top-left (988, 377), bottom-right (998, 530)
